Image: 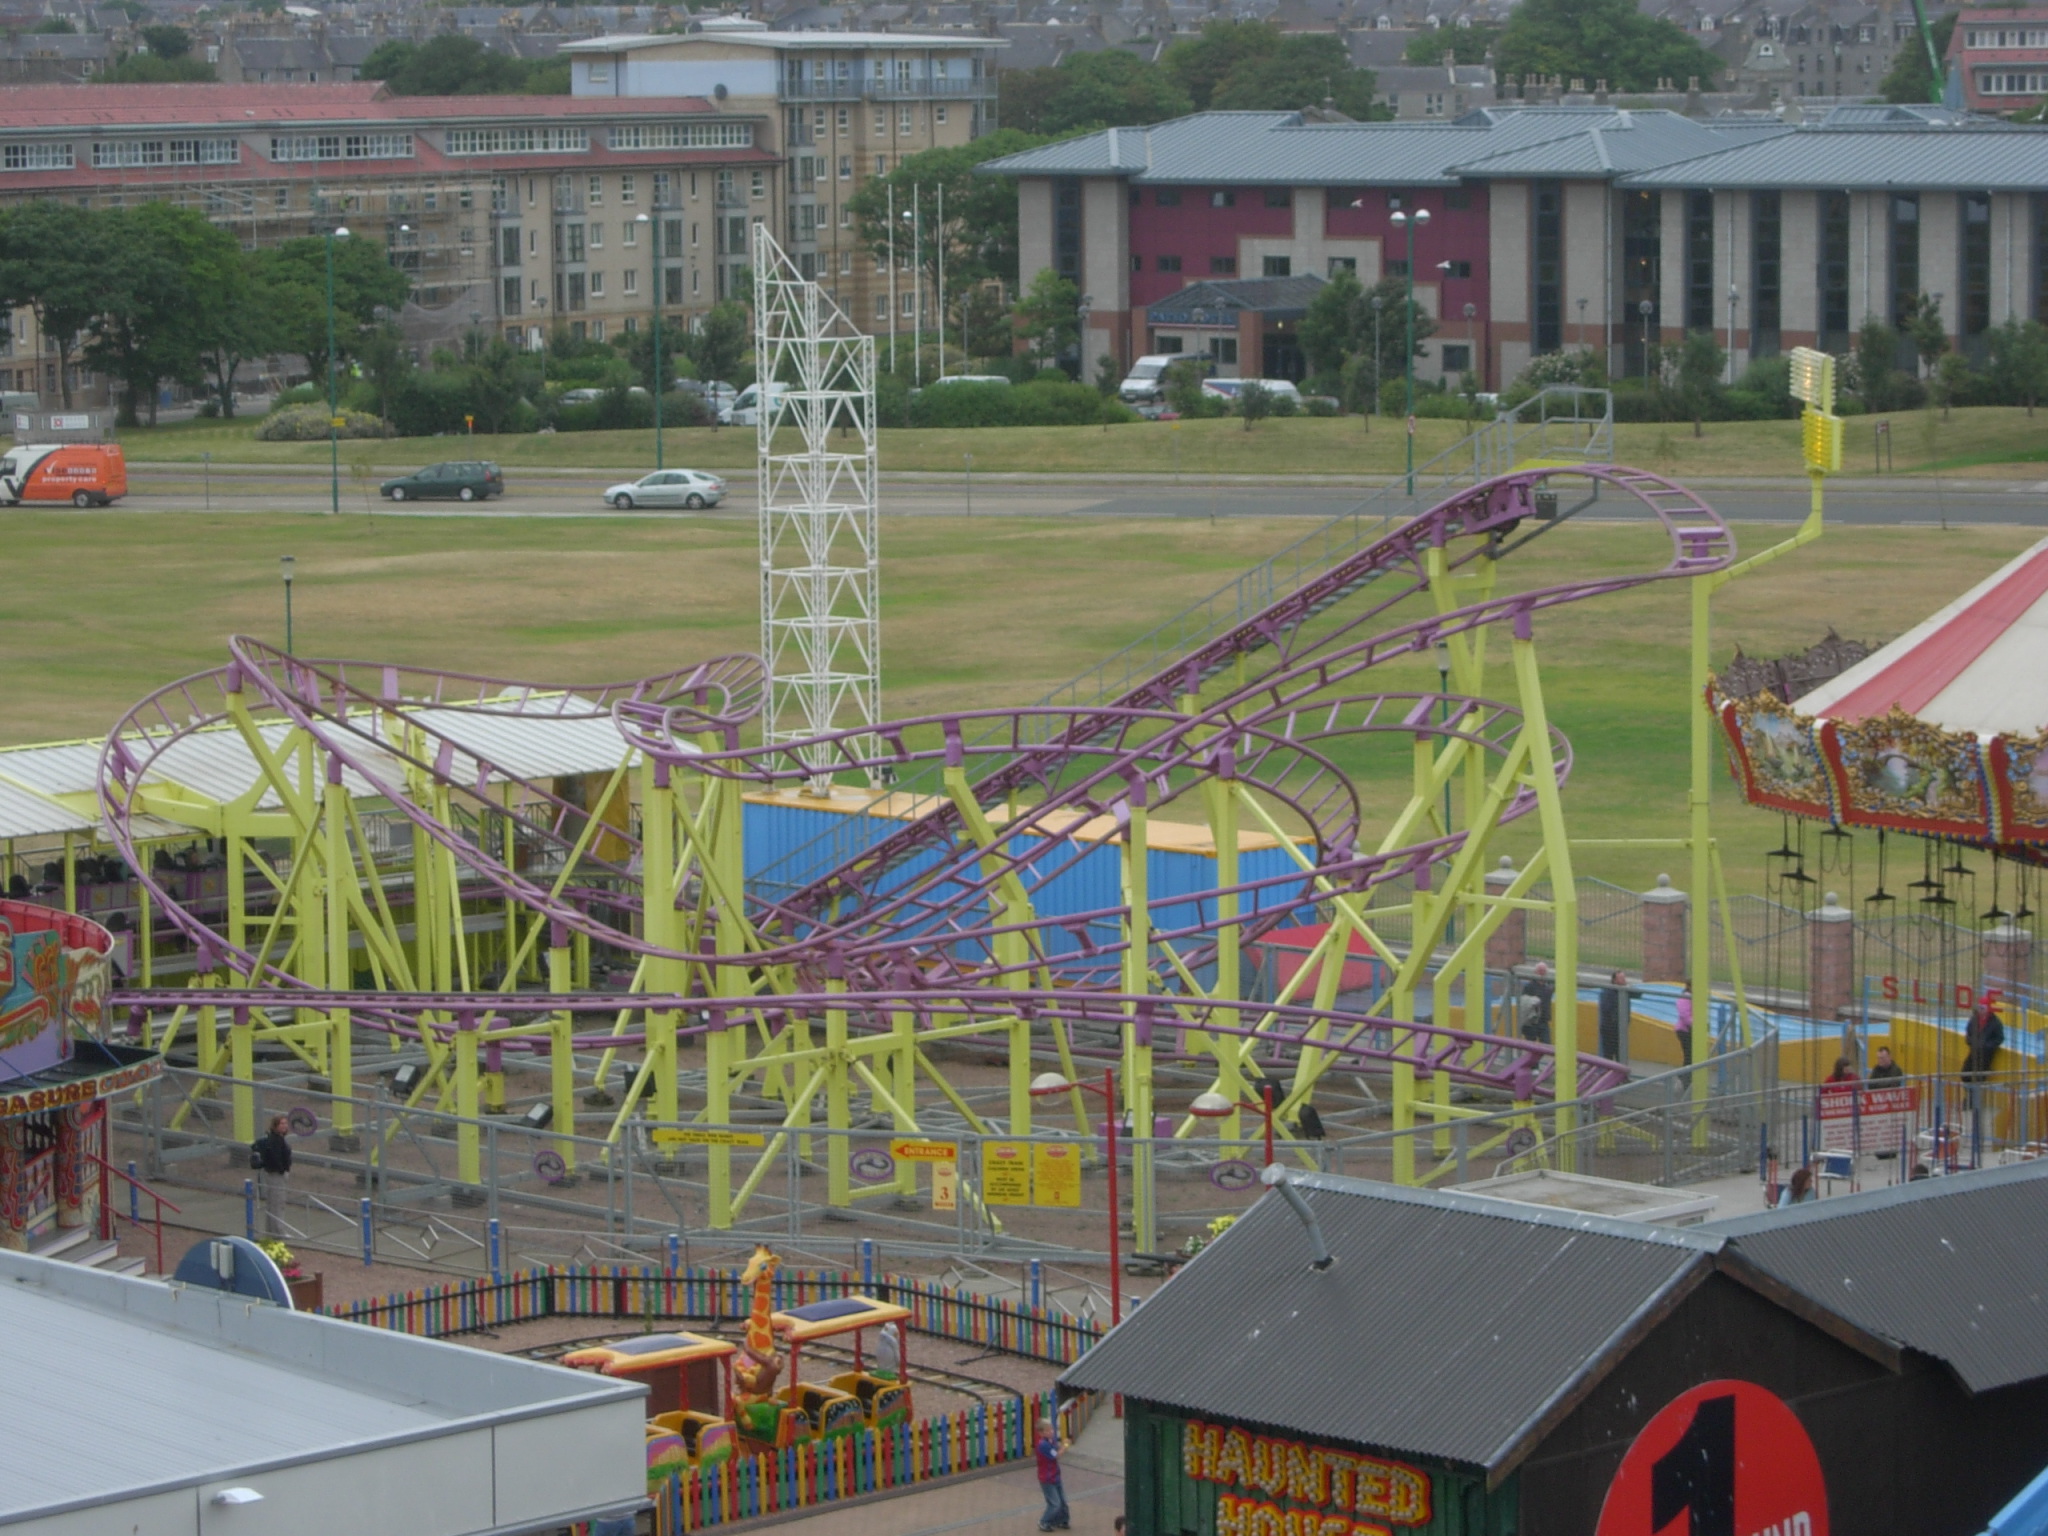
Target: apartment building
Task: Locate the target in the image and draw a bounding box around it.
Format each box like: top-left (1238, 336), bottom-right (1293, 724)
top-left (0, 81), bottom-right (775, 394)
top-left (563, 19), bottom-right (1002, 330)
top-left (1948, 7), bottom-right (2048, 113)
top-left (985, 102), bottom-right (2048, 390)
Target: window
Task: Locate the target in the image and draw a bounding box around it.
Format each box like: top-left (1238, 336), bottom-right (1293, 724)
top-left (529, 228), bottom-right (539, 255)
top-left (502, 226), bottom-right (521, 266)
top-left (447, 126), bottom-right (587, 155)
top-left (590, 272), bottom-right (605, 298)
top-left (1424, 92), bottom-right (1446, 115)
top-left (840, 156), bottom-right (852, 179)
top-left (589, 175), bottom-right (603, 206)
top-left (1210, 190), bottom-right (1235, 208)
top-left (1751, 190), bottom-right (1781, 357)
top-left (1263, 187), bottom-right (1290, 208)
top-left (1387, 259), bottom-right (1410, 277)
top-left (4, 142), bottom-right (73, 170)
top-left (1156, 336), bottom-right (1184, 353)
top-left (874, 109), bottom-right (887, 136)
top-left (1890, 191), bottom-right (1920, 328)
top-left (1980, 70), bottom-right (2048, 93)
top-left (653, 171), bottom-right (671, 206)
top-left (589, 221), bottom-right (604, 248)
top-left (1328, 256), bottom-right (1356, 274)
top-left (1820, 190), bottom-right (1850, 340)
top-left (590, 319), bottom-right (604, 340)
top-left (1438, 259), bottom-right (1472, 278)
top-left (840, 205), bottom-right (851, 227)
top-left (837, 107), bottom-right (849, 134)
top-left (666, 267), bottom-right (683, 305)
top-left (899, 105), bottom-right (913, 134)
top-left (589, 62), bottom-right (609, 83)
top-left (752, 169), bottom-right (766, 199)
top-left (935, 104), bottom-right (948, 125)
top-left (1446, 187), bottom-right (1471, 210)
top-left (875, 254), bottom-right (888, 276)
top-left (503, 275), bottom-right (520, 315)
top-left (1685, 190), bottom-right (1715, 332)
top-left (840, 250), bottom-right (852, 275)
top-left (1156, 188), bottom-right (1181, 206)
top-left (568, 271), bottom-right (586, 310)
top-left (620, 173), bottom-right (636, 205)
top-left (1440, 343), bottom-right (1472, 372)
top-left (622, 316), bottom-right (637, 334)
top-left (1132, 254), bottom-right (1143, 272)
top-left (1158, 254), bottom-right (1182, 272)
top-left (1211, 256), bottom-right (1237, 274)
top-left (623, 220), bottom-right (638, 247)
top-left (874, 155), bottom-right (887, 175)
top-left (1055, 176), bottom-right (1082, 282)
top-left (1533, 179), bottom-right (1562, 354)
top-left (1963, 191), bottom-right (1992, 338)
top-left (624, 269), bottom-right (638, 296)
top-left (566, 224), bottom-right (585, 263)
top-left (270, 134), bottom-right (415, 163)
top-left (605, 122), bottom-right (751, 150)
top-left (876, 294), bottom-right (889, 321)
top-left (901, 291), bottom-right (915, 317)
top-left (1210, 337), bottom-right (1238, 364)
top-left (1262, 255), bottom-right (1291, 276)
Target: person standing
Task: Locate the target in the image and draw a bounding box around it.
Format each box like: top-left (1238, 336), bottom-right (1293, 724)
top-left (251, 1114), bottom-right (292, 1237)
top-left (1598, 970), bottom-right (1635, 1061)
top-left (1674, 994), bottom-right (1693, 1064)
top-left (1519, 963), bottom-right (1554, 1045)
top-left (1867, 1045), bottom-right (1904, 1083)
top-left (1776, 1165), bottom-right (1816, 1208)
top-left (1034, 1422), bottom-right (1070, 1532)
top-left (1964, 991), bottom-right (2006, 1082)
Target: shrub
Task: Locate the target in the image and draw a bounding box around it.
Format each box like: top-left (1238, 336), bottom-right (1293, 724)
top-left (256, 404), bottom-right (393, 441)
top-left (273, 382), bottom-right (323, 408)
top-left (909, 382), bottom-right (1019, 429)
top-left (1304, 395), bottom-right (1339, 417)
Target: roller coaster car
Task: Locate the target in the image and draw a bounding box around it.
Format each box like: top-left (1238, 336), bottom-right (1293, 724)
top-left (559, 1331), bottom-right (739, 1486)
top-left (829, 1369), bottom-right (912, 1429)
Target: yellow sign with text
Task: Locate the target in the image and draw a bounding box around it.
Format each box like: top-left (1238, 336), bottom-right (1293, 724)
top-left (984, 1141), bottom-right (1031, 1205)
top-left (931, 1160), bottom-right (958, 1211)
top-left (1033, 1142), bottom-right (1083, 1207)
top-left (891, 1138), bottom-right (960, 1163)
top-left (650, 1128), bottom-right (766, 1148)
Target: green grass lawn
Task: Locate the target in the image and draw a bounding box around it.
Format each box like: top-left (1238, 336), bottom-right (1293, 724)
top-left (0, 507), bottom-right (2032, 899)
top-left (110, 405), bottom-right (2048, 478)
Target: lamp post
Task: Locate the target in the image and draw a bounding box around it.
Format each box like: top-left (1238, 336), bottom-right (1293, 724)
top-left (324, 224), bottom-right (351, 517)
top-left (1077, 292), bottom-right (1093, 380)
top-left (636, 213), bottom-right (665, 468)
top-left (1463, 300), bottom-right (1478, 391)
top-left (1188, 1083), bottom-right (1277, 1167)
top-left (1726, 282), bottom-right (1740, 385)
top-left (903, 200), bottom-right (922, 387)
top-left (279, 555), bottom-right (295, 653)
top-left (1389, 206), bottom-right (1430, 495)
top-left (1370, 293), bottom-right (1384, 418)
top-left (1638, 298), bottom-right (1654, 381)
top-left (886, 182), bottom-right (897, 375)
top-left (532, 297), bottom-right (549, 392)
top-left (1030, 1070), bottom-right (1121, 1328)
top-left (1576, 294), bottom-right (1588, 349)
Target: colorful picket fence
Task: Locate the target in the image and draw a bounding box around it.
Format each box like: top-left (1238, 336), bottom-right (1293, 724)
top-left (656, 1392), bottom-right (1060, 1533)
top-left (319, 1264), bottom-right (1106, 1367)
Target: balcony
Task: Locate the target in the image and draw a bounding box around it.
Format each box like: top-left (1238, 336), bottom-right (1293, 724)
top-left (780, 75), bottom-right (995, 101)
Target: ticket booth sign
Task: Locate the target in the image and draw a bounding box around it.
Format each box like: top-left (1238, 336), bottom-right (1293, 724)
top-left (1596, 1380), bottom-right (1828, 1536)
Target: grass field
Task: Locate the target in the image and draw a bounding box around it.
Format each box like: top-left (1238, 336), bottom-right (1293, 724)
top-left (109, 404), bottom-right (2048, 479)
top-left (0, 507), bottom-right (2032, 897)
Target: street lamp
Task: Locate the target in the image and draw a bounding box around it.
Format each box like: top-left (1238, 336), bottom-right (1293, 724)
top-left (636, 213), bottom-right (665, 469)
top-left (324, 224), bottom-right (351, 516)
top-left (1463, 300), bottom-right (1478, 389)
top-left (902, 202), bottom-right (922, 388)
top-left (1370, 293), bottom-right (1385, 418)
top-left (1638, 298), bottom-right (1654, 380)
top-left (1388, 207), bottom-right (1430, 494)
top-left (279, 555), bottom-right (295, 653)
top-left (1077, 292), bottom-right (1093, 380)
top-left (1726, 283), bottom-right (1740, 385)
top-left (1030, 1069), bottom-right (1122, 1328)
top-left (531, 297), bottom-right (549, 392)
top-left (1188, 1083), bottom-right (1277, 1167)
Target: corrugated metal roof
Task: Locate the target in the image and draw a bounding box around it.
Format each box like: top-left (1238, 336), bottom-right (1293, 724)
top-left (0, 1248), bottom-right (641, 1524)
top-left (411, 704), bottom-right (661, 782)
top-left (1059, 1174), bottom-right (1715, 1472)
top-left (0, 776), bottom-right (93, 840)
top-left (1707, 1160), bottom-right (2048, 1394)
top-left (1619, 121), bottom-right (2048, 190)
top-left (978, 107), bottom-right (1777, 186)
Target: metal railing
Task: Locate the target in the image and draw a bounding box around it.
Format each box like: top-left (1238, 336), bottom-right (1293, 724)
top-left (781, 78), bottom-right (995, 102)
top-left (1475, 384), bottom-right (1615, 478)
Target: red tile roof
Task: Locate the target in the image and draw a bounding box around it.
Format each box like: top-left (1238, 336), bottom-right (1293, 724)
top-left (0, 82), bottom-right (725, 129)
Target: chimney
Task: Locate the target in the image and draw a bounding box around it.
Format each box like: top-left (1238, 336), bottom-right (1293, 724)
top-left (1594, 76), bottom-right (1607, 102)
top-left (1685, 73), bottom-right (1702, 113)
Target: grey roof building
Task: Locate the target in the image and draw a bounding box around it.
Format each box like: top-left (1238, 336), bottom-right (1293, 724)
top-left (0, 1246), bottom-right (646, 1533)
top-left (1067, 1164), bottom-right (2048, 1536)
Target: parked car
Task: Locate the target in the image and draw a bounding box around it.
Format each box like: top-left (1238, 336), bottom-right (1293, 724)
top-left (379, 461), bottom-right (504, 501)
top-left (1119, 354), bottom-right (1204, 404)
top-left (726, 381), bottom-right (791, 427)
top-left (675, 379), bottom-right (738, 419)
top-left (1201, 377), bottom-right (1304, 408)
top-left (603, 468), bottom-right (727, 510)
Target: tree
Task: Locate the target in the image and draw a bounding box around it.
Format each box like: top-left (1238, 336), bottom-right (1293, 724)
top-left (1164, 357), bottom-right (1210, 415)
top-left (1673, 329), bottom-right (1724, 436)
top-left (0, 201), bottom-right (106, 406)
top-left (1903, 292), bottom-right (1948, 377)
top-left (849, 130), bottom-right (1053, 298)
top-left (1405, 26), bottom-right (1500, 66)
top-left (686, 301), bottom-right (749, 386)
top-left (1880, 10), bottom-right (1955, 104)
top-left (261, 233), bottom-right (412, 387)
top-left (139, 24), bottom-right (193, 57)
top-left (85, 204), bottom-right (244, 425)
top-left (1300, 263), bottom-right (1365, 378)
top-left (1297, 268), bottom-right (1433, 404)
top-left (997, 52), bottom-right (1192, 135)
top-left (1493, 0), bottom-right (1722, 92)
top-left (1985, 317), bottom-right (2048, 414)
top-left (1012, 268), bottom-right (1080, 364)
top-left (956, 286), bottom-right (1014, 361)
top-left (197, 251), bottom-right (285, 418)
top-left (1238, 378), bottom-right (1273, 430)
top-left (103, 54), bottom-right (215, 82)
top-left (1164, 21), bottom-right (1385, 117)
top-left (30, 18), bottom-right (75, 33)
top-left (360, 34), bottom-right (564, 95)
top-left (1853, 316), bottom-right (1911, 411)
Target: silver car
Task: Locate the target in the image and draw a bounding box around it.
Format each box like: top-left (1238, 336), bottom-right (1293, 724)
top-left (603, 469), bottom-right (727, 510)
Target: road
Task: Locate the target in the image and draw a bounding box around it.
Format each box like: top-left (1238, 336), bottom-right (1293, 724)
top-left (60, 462), bottom-right (2048, 526)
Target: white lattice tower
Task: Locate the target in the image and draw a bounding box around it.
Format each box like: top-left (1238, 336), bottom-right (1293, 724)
top-left (753, 226), bottom-right (881, 785)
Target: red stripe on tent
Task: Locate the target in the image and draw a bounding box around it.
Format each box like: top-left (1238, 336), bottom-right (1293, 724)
top-left (1826, 545), bottom-right (2048, 722)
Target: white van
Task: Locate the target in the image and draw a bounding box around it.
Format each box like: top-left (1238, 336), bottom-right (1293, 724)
top-left (1118, 354), bottom-right (1192, 404)
top-left (726, 381), bottom-right (791, 426)
top-left (1201, 377), bottom-right (1304, 408)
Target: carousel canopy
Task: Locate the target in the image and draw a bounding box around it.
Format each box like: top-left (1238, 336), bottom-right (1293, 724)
top-left (1797, 535), bottom-right (2048, 736)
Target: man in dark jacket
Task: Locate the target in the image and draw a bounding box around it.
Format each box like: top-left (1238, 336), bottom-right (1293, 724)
top-left (252, 1115), bottom-right (292, 1236)
top-left (1964, 991), bottom-right (2006, 1082)
top-left (1597, 970), bottom-right (1638, 1062)
top-left (1519, 962), bottom-right (1554, 1044)
top-left (1867, 1045), bottom-right (1904, 1083)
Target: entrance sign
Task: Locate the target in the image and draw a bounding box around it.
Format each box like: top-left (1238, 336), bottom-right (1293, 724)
top-left (890, 1137), bottom-right (959, 1162)
top-left (1595, 1380), bottom-right (1828, 1536)
top-left (1816, 1083), bottom-right (1916, 1153)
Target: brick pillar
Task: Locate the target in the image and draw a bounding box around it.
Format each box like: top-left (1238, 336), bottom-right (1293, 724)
top-left (1808, 891), bottom-right (1854, 1026)
top-left (1984, 924), bottom-right (2035, 994)
top-left (1642, 874), bottom-right (1688, 984)
top-left (1485, 856), bottom-right (1527, 973)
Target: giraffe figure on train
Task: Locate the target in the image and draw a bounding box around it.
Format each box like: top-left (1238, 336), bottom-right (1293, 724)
top-left (731, 1244), bottom-right (786, 1443)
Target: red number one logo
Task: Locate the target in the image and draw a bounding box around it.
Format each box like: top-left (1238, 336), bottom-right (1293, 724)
top-left (1597, 1381), bottom-right (1828, 1536)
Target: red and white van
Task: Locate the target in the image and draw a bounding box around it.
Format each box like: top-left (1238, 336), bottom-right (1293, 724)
top-left (0, 442), bottom-right (126, 506)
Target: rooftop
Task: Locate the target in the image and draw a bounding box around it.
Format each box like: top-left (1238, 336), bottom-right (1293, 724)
top-left (0, 1248), bottom-right (643, 1528)
top-left (562, 28), bottom-right (1004, 51)
top-left (0, 81), bottom-right (725, 130)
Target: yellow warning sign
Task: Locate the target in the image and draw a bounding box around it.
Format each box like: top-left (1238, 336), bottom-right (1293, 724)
top-left (650, 1128), bottom-right (766, 1148)
top-left (1033, 1142), bottom-right (1083, 1208)
top-left (984, 1141), bottom-right (1031, 1205)
top-left (890, 1138), bottom-right (960, 1163)
top-left (931, 1160), bottom-right (958, 1211)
